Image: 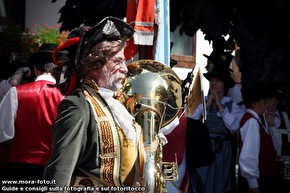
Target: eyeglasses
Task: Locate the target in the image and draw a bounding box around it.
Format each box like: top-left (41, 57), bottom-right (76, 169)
top-left (109, 57), bottom-right (126, 66)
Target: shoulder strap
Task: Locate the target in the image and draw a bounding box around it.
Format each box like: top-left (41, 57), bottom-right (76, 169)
top-left (281, 112), bottom-right (290, 141)
top-left (281, 112), bottom-right (290, 130)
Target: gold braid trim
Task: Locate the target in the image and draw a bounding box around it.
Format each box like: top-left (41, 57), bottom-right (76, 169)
top-left (82, 78), bottom-right (122, 187)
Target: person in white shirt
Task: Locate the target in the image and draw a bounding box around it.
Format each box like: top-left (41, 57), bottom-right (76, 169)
top-left (204, 50), bottom-right (245, 192)
top-left (189, 67), bottom-right (245, 193)
top-left (237, 82), bottom-right (279, 193)
top-left (262, 84), bottom-right (290, 192)
top-left (262, 85), bottom-right (290, 160)
top-left (0, 44), bottom-right (64, 189)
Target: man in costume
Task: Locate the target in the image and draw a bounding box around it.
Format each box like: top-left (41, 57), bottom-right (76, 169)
top-left (42, 17), bottom-right (145, 191)
top-left (0, 44), bottom-right (64, 183)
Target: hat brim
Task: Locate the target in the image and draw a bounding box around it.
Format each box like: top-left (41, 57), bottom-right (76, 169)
top-left (76, 16), bottom-right (134, 65)
top-left (203, 72), bottom-right (211, 81)
top-left (240, 82), bottom-right (274, 106)
top-left (203, 54), bottom-right (210, 59)
top-left (29, 52), bottom-right (54, 71)
top-left (29, 52), bottom-right (53, 63)
top-left (203, 71), bottom-right (235, 89)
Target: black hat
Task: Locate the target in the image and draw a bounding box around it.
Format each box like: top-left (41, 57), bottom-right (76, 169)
top-left (75, 16), bottom-right (134, 65)
top-left (203, 49), bottom-right (234, 68)
top-left (238, 82), bottom-right (273, 107)
top-left (53, 17), bottom-right (133, 78)
top-left (203, 67), bottom-right (235, 89)
top-left (28, 43), bottom-right (58, 71)
top-left (266, 82), bottom-right (286, 100)
top-left (51, 16), bottom-right (134, 96)
top-left (52, 26), bottom-right (91, 77)
top-left (68, 26), bottom-right (91, 39)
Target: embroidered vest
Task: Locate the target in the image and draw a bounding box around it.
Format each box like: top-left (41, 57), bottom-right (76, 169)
top-left (81, 79), bottom-right (141, 186)
top-left (10, 80), bottom-right (64, 164)
top-left (238, 112), bottom-right (277, 177)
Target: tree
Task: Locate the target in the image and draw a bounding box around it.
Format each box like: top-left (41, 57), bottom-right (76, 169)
top-left (171, 0), bottom-right (290, 85)
top-left (51, 0), bottom-right (127, 31)
top-left (52, 0), bottom-right (290, 107)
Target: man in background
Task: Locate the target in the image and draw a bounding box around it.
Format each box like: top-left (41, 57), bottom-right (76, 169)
top-left (0, 43), bottom-right (64, 186)
top-left (263, 84), bottom-right (290, 192)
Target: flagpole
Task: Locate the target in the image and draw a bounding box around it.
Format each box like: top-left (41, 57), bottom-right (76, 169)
top-left (200, 67), bottom-right (207, 122)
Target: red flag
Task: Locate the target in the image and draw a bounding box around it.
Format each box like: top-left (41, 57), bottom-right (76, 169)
top-left (125, 0), bottom-right (155, 61)
top-left (125, 0), bottom-right (139, 60)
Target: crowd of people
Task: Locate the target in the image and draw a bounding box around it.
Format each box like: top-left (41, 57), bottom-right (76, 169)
top-left (0, 16), bottom-right (289, 193)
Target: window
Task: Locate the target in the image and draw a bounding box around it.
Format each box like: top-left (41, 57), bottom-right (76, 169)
top-left (170, 26), bottom-right (196, 69)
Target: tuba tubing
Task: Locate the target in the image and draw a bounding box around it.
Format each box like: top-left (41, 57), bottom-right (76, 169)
top-left (121, 60), bottom-right (182, 193)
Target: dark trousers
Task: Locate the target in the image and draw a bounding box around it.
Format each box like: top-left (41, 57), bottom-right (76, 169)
top-left (276, 178), bottom-right (290, 193)
top-left (2, 163), bottom-right (45, 193)
top-left (3, 162), bottom-right (44, 180)
top-left (0, 143), bottom-right (10, 181)
top-left (237, 174), bottom-right (279, 193)
top-left (230, 133), bottom-right (238, 189)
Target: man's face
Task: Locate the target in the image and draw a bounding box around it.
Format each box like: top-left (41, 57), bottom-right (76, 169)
top-left (254, 98), bottom-right (269, 115)
top-left (266, 97), bottom-right (279, 112)
top-left (96, 49), bottom-right (128, 91)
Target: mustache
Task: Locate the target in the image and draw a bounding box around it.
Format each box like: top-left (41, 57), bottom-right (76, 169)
top-left (114, 73), bottom-right (126, 80)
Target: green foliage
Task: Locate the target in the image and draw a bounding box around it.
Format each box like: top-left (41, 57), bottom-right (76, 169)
top-left (0, 18), bottom-right (69, 63)
top-left (30, 23), bottom-right (68, 47)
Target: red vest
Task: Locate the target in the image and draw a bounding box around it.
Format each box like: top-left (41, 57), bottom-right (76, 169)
top-left (162, 116), bottom-right (187, 165)
top-left (9, 80), bottom-right (64, 165)
top-left (238, 112), bottom-right (277, 177)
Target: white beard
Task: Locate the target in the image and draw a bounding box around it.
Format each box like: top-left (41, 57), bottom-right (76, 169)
top-left (99, 88), bottom-right (137, 144)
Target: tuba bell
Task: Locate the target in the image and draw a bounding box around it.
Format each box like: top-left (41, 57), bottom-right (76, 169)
top-left (120, 60), bottom-right (182, 193)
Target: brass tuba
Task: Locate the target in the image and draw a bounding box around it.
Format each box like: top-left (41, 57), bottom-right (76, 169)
top-left (120, 60), bottom-right (182, 193)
